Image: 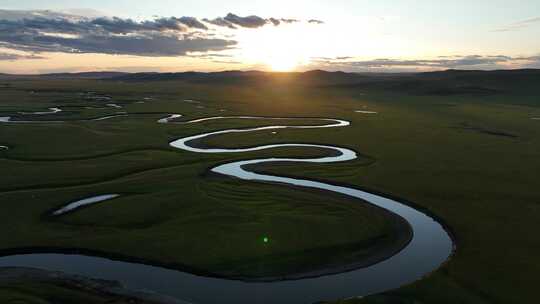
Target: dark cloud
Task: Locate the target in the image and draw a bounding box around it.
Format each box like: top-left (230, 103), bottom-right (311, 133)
top-left (313, 55), bottom-right (540, 71)
top-left (268, 18), bottom-right (281, 26)
top-left (0, 52), bottom-right (45, 61)
top-left (177, 16), bottom-right (208, 30)
top-left (188, 52), bottom-right (234, 59)
top-left (492, 17), bottom-right (540, 32)
top-left (203, 17), bottom-right (237, 29)
top-left (308, 19), bottom-right (325, 24)
top-left (90, 17), bottom-right (172, 33)
top-left (280, 18), bottom-right (300, 24)
top-left (212, 60), bottom-right (243, 64)
top-left (0, 15), bottom-right (205, 34)
top-left (0, 13), bottom-right (235, 56)
top-left (317, 55), bottom-right (512, 68)
top-left (205, 14), bottom-right (303, 29)
top-left (51, 35), bottom-right (231, 56)
top-left (0, 32), bottom-right (236, 57)
top-left (267, 18), bottom-right (301, 26)
top-left (0, 10), bottom-right (321, 59)
top-left (523, 56), bottom-right (540, 68)
top-left (223, 13), bottom-right (267, 28)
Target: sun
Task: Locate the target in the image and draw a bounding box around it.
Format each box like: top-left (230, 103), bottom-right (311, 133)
top-left (235, 23), bottom-right (312, 72)
top-left (267, 56), bottom-right (300, 72)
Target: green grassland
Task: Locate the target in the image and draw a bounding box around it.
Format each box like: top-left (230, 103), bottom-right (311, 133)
top-left (0, 79), bottom-right (408, 281)
top-left (1, 71), bottom-right (540, 303)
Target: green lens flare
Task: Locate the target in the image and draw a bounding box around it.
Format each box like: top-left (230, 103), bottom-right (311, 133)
top-left (263, 237), bottom-right (269, 243)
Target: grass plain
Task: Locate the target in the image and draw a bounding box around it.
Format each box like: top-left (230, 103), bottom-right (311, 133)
top-left (0, 70), bottom-right (539, 303)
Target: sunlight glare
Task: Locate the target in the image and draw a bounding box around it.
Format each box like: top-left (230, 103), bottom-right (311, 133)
top-left (236, 23), bottom-right (314, 71)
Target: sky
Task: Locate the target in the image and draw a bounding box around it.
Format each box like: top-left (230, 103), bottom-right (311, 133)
top-left (0, 0), bottom-right (539, 74)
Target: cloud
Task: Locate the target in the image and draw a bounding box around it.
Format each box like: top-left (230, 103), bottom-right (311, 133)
top-left (281, 18), bottom-right (300, 24)
top-left (0, 12), bottom-right (235, 56)
top-left (90, 17), bottom-right (181, 33)
top-left (268, 18), bottom-right (300, 26)
top-left (0, 52), bottom-right (45, 61)
top-left (205, 13), bottom-right (303, 29)
top-left (177, 16), bottom-right (208, 30)
top-left (188, 52), bottom-right (234, 59)
top-left (203, 17), bottom-right (238, 29)
top-left (223, 13), bottom-right (267, 28)
top-left (492, 16), bottom-right (540, 32)
top-left (520, 55), bottom-right (540, 68)
top-left (268, 18), bottom-right (281, 26)
top-left (312, 55), bottom-right (540, 71)
top-left (204, 13), bottom-right (267, 29)
top-left (0, 10), bottom-right (320, 60)
top-left (317, 55), bottom-right (510, 68)
top-left (308, 19), bottom-right (325, 24)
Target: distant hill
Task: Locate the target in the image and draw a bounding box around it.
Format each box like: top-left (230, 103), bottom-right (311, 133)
top-left (0, 71), bottom-right (128, 80)
top-left (331, 69), bottom-right (540, 96)
top-left (44, 71), bottom-right (129, 79)
top-left (1, 69), bottom-right (539, 96)
top-left (108, 69), bottom-right (375, 86)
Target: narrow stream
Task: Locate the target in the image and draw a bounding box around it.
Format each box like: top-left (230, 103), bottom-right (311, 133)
top-left (51, 194), bottom-right (120, 216)
top-left (18, 107), bottom-right (62, 115)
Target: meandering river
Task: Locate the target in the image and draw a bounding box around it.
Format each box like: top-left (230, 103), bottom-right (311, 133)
top-left (0, 115), bottom-right (454, 304)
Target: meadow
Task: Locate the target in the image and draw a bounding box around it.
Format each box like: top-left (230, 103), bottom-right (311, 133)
top-left (0, 70), bottom-right (539, 303)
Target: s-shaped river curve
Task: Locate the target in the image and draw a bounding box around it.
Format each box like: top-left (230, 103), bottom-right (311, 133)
top-left (0, 116), bottom-right (453, 304)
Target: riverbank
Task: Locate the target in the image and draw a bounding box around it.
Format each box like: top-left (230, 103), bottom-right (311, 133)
top-left (0, 267), bottom-right (183, 304)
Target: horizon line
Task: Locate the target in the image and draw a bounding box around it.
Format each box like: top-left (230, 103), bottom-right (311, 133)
top-left (2, 68), bottom-right (540, 76)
